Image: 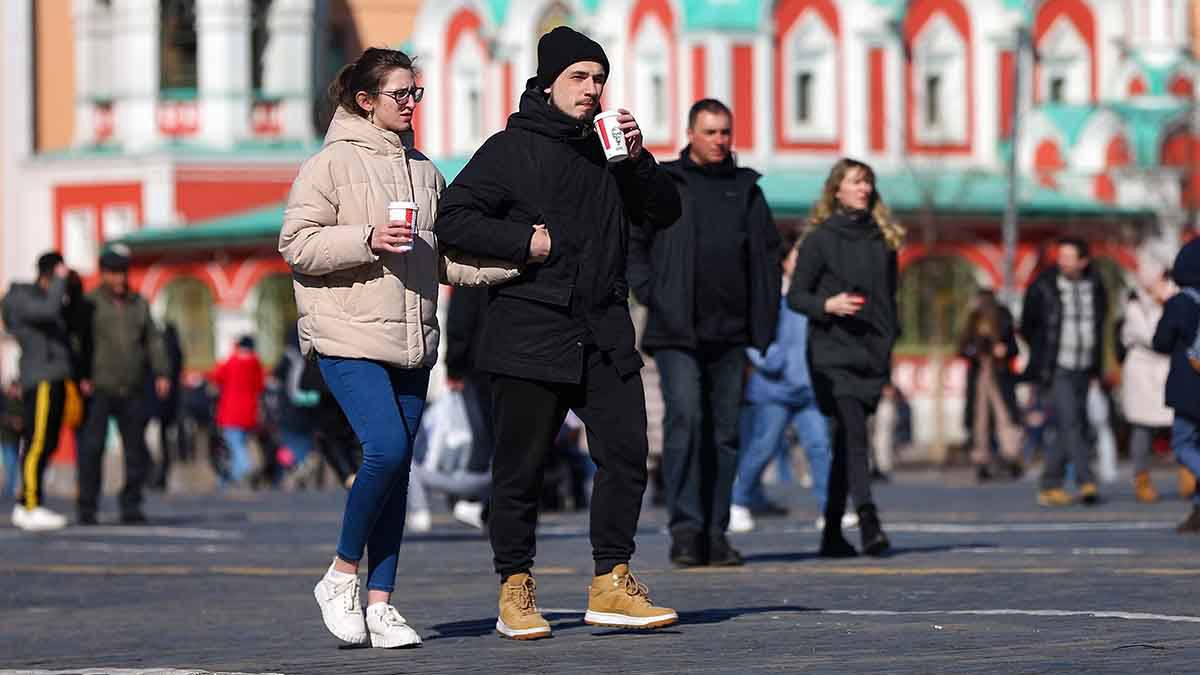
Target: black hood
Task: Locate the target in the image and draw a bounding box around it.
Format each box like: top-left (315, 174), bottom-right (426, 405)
top-left (1172, 238), bottom-right (1200, 288)
top-left (507, 77), bottom-right (596, 142)
top-left (823, 209), bottom-right (880, 241)
top-left (677, 146), bottom-right (736, 178)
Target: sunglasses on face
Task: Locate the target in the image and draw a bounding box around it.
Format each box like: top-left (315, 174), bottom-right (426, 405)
top-left (374, 87), bottom-right (425, 105)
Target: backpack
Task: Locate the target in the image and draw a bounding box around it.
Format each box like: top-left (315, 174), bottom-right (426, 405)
top-left (1182, 288), bottom-right (1200, 372)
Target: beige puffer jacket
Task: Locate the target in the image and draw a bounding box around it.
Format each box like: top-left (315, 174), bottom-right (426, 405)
top-left (279, 107), bottom-right (518, 368)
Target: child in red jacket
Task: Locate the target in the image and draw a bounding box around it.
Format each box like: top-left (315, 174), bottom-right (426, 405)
top-left (210, 335), bottom-right (265, 485)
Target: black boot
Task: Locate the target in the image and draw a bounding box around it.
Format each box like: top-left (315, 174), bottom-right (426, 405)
top-left (1176, 505), bottom-right (1200, 534)
top-left (818, 510), bottom-right (858, 558)
top-left (858, 504), bottom-right (891, 556)
top-left (708, 533), bottom-right (744, 567)
top-left (670, 533), bottom-right (706, 567)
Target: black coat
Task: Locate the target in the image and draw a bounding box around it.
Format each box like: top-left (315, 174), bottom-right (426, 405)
top-left (959, 305), bottom-right (1021, 434)
top-left (435, 80), bottom-right (682, 384)
top-left (1019, 266), bottom-right (1107, 385)
top-left (787, 211), bottom-right (899, 408)
top-left (444, 285), bottom-right (488, 382)
top-left (1153, 239), bottom-right (1200, 422)
top-left (627, 149), bottom-right (781, 353)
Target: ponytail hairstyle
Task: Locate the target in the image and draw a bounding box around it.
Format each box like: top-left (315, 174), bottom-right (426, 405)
top-left (328, 47), bottom-right (418, 118)
top-left (807, 158), bottom-right (906, 250)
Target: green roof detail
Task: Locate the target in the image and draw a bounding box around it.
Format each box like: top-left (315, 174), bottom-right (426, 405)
top-left (1039, 104), bottom-right (1096, 148)
top-left (1110, 101), bottom-right (1188, 166)
top-left (682, 0), bottom-right (764, 31)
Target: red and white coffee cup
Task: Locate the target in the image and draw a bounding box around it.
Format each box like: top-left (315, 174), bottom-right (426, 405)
top-left (593, 110), bottom-right (629, 163)
top-left (386, 200), bottom-right (417, 253)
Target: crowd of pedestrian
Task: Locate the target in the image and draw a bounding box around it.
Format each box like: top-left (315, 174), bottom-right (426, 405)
top-left (4, 23), bottom-right (1200, 651)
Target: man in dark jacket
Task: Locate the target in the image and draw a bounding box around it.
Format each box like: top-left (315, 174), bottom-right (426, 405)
top-left (75, 246), bottom-right (170, 525)
top-left (1152, 238), bottom-right (1200, 532)
top-left (1019, 238), bottom-right (1107, 506)
top-left (1, 251), bottom-right (72, 531)
top-left (627, 98), bottom-right (781, 566)
top-left (436, 26), bottom-right (681, 640)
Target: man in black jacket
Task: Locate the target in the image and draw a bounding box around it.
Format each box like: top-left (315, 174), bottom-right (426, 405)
top-left (1020, 238), bottom-right (1107, 506)
top-left (628, 99), bottom-right (781, 566)
top-left (435, 26), bottom-right (681, 640)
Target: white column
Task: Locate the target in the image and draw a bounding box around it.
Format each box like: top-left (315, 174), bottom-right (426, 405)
top-left (111, 0), bottom-right (161, 151)
top-left (197, 0), bottom-right (252, 147)
top-left (72, 0), bottom-right (113, 146)
top-left (842, 33), bottom-right (869, 159)
top-left (262, 0), bottom-right (315, 140)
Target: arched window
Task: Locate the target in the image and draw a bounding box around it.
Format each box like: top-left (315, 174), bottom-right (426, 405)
top-left (160, 0), bottom-right (198, 93)
top-left (632, 15), bottom-right (671, 145)
top-left (1037, 17), bottom-right (1091, 104)
top-left (911, 13), bottom-right (968, 146)
top-left (536, 2), bottom-right (572, 42)
top-left (161, 277), bottom-right (215, 370)
top-left (253, 275), bottom-right (298, 369)
top-left (781, 10), bottom-right (836, 143)
top-left (446, 9), bottom-right (489, 155)
top-left (897, 257), bottom-right (979, 353)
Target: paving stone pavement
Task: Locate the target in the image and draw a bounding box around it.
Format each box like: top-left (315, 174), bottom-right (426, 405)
top-left (3, 469), bottom-right (1200, 674)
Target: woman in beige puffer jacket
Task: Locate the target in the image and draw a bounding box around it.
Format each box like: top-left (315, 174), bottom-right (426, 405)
top-left (279, 48), bottom-right (515, 649)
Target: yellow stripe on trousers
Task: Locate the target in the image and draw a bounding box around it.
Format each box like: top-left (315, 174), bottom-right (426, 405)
top-left (23, 382), bottom-right (50, 510)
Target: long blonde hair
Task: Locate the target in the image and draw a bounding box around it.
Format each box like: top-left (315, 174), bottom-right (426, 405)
top-left (807, 158), bottom-right (905, 250)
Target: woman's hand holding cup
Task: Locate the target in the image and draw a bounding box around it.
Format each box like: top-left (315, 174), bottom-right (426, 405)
top-left (371, 220), bottom-right (414, 254)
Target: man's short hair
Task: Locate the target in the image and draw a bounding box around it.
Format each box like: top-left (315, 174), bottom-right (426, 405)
top-left (1057, 237), bottom-right (1090, 258)
top-left (687, 98), bottom-right (732, 129)
top-left (36, 251), bottom-right (63, 278)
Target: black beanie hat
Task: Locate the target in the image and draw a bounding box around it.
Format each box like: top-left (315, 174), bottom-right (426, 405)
top-left (536, 26), bottom-right (609, 90)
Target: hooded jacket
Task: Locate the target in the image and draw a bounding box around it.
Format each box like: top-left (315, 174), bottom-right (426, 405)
top-left (1153, 239), bottom-right (1200, 421)
top-left (279, 107), bottom-right (518, 369)
top-left (628, 148), bottom-right (780, 353)
top-left (787, 211), bottom-right (899, 407)
top-left (434, 79), bottom-right (682, 384)
top-left (1, 277), bottom-right (73, 387)
top-left (1019, 264), bottom-right (1107, 384)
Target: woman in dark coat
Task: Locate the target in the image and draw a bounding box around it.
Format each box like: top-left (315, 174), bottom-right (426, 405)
top-left (788, 158), bottom-right (904, 557)
top-left (959, 289), bottom-right (1024, 482)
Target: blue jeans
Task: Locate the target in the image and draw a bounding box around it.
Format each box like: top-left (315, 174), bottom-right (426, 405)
top-left (735, 398), bottom-right (831, 513)
top-left (1, 441), bottom-right (18, 498)
top-left (1174, 415), bottom-right (1200, 506)
top-left (319, 356), bottom-right (429, 593)
top-left (220, 428), bottom-right (253, 484)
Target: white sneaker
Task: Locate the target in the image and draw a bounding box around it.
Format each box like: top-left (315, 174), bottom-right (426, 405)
top-left (814, 513), bottom-right (860, 530)
top-left (313, 560), bottom-right (368, 644)
top-left (728, 505), bottom-right (755, 533)
top-left (452, 500), bottom-right (485, 530)
top-left (408, 509), bottom-right (432, 533)
top-left (366, 603), bottom-right (422, 648)
top-left (12, 505), bottom-right (68, 531)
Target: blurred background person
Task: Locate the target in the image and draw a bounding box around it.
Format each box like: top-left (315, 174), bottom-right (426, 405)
top-left (147, 322), bottom-right (184, 492)
top-left (1021, 238), bottom-right (1107, 507)
top-left (2, 252), bottom-right (72, 531)
top-left (443, 285), bottom-right (495, 527)
top-left (958, 288), bottom-right (1024, 482)
top-left (1, 381), bottom-right (23, 500)
top-left (731, 238), bottom-right (831, 535)
top-left (209, 335), bottom-right (265, 487)
top-left (275, 325), bottom-right (321, 490)
top-left (1120, 265), bottom-right (1175, 502)
top-left (870, 382), bottom-right (911, 484)
top-left (1152, 238), bottom-right (1200, 533)
top-left (75, 246), bottom-right (170, 525)
top-left (788, 158), bottom-right (903, 558)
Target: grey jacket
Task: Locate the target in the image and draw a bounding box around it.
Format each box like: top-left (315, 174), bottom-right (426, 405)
top-left (1, 278), bottom-right (73, 387)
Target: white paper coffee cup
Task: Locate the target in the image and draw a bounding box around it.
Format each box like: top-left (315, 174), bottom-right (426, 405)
top-left (593, 111), bottom-right (629, 163)
top-left (386, 200), bottom-right (418, 253)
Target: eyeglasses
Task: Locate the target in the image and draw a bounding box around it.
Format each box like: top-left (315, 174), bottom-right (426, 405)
top-left (374, 87), bottom-right (425, 105)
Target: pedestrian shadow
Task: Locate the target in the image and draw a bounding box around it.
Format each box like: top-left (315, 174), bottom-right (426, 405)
top-left (427, 611), bottom-right (586, 640)
top-left (677, 605), bottom-right (819, 626)
top-left (743, 542), bottom-right (995, 563)
top-left (742, 551), bottom-right (822, 564)
top-left (427, 607), bottom-right (817, 640)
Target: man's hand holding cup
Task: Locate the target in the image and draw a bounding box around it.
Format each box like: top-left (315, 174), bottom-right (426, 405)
top-left (593, 108), bottom-right (643, 162)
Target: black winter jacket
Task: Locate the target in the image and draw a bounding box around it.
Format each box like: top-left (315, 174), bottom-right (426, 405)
top-left (1019, 266), bottom-right (1107, 385)
top-left (627, 149), bottom-right (780, 353)
top-left (1, 278), bottom-right (73, 387)
top-left (787, 211), bottom-right (899, 407)
top-left (1153, 239), bottom-right (1200, 422)
top-left (435, 80), bottom-right (682, 384)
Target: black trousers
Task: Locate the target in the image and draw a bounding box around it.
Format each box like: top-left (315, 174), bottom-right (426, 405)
top-left (824, 396), bottom-right (875, 526)
top-left (489, 348), bottom-right (649, 579)
top-left (17, 380), bottom-right (66, 509)
top-left (76, 390), bottom-right (151, 517)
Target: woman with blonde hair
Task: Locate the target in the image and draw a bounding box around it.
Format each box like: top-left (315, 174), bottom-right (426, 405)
top-left (787, 158), bottom-right (903, 557)
top-left (279, 47), bottom-right (514, 648)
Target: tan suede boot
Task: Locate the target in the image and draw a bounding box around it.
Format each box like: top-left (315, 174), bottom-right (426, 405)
top-left (495, 573), bottom-right (551, 640)
top-left (584, 564), bottom-right (678, 629)
top-left (1134, 472), bottom-right (1159, 503)
top-left (1179, 468), bottom-right (1196, 500)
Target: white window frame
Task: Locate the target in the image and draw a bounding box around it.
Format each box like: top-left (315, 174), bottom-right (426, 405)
top-left (632, 16), bottom-right (671, 145)
top-left (782, 10), bottom-right (836, 143)
top-left (1037, 17), bottom-right (1091, 105)
top-left (449, 33), bottom-right (488, 155)
top-left (102, 203), bottom-right (137, 240)
top-left (63, 207), bottom-right (98, 275)
top-left (912, 13), bottom-right (967, 146)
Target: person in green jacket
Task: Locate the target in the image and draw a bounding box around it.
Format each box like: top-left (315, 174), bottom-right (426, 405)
top-left (75, 246), bottom-right (169, 525)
